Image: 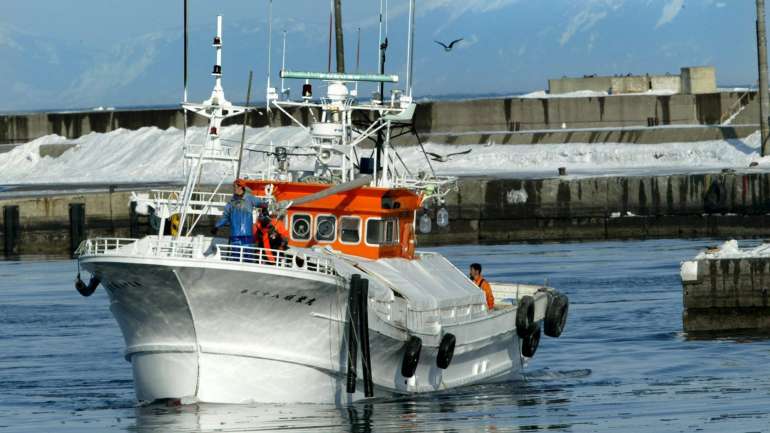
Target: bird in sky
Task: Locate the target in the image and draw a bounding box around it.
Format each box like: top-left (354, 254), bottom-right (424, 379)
top-left (425, 148), bottom-right (472, 162)
top-left (434, 38), bottom-right (463, 52)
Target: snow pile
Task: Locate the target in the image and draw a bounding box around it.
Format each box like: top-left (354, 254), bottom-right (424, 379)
top-left (397, 131), bottom-right (765, 177)
top-left (0, 125), bottom-right (309, 185)
top-left (520, 89), bottom-right (678, 99)
top-left (695, 239), bottom-right (770, 260)
top-left (0, 126), bottom-right (766, 184)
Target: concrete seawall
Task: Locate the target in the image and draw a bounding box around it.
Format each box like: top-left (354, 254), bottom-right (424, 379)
top-left (681, 258), bottom-right (770, 332)
top-left (420, 171), bottom-right (770, 245)
top-left (4, 171), bottom-right (770, 256)
top-left (1, 91), bottom-right (759, 146)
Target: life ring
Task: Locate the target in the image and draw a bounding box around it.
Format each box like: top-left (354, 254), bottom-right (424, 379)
top-left (401, 336), bottom-right (422, 378)
top-left (521, 323), bottom-right (541, 358)
top-left (401, 224), bottom-right (416, 259)
top-left (544, 293), bottom-right (569, 338)
top-left (516, 295), bottom-right (536, 338)
top-left (436, 333), bottom-right (456, 369)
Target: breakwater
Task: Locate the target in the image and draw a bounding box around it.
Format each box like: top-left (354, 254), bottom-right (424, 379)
top-left (4, 171), bottom-right (770, 257)
top-left (1, 90), bottom-right (759, 146)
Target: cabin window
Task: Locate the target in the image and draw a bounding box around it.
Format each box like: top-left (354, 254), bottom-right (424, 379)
top-left (365, 217), bottom-right (399, 246)
top-left (315, 215), bottom-right (337, 242)
top-left (291, 214), bottom-right (312, 241)
top-left (340, 217), bottom-right (361, 244)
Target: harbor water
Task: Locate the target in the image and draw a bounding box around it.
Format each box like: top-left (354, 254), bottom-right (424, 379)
top-left (1, 239), bottom-right (769, 432)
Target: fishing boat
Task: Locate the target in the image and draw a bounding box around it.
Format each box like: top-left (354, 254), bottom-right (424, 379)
top-left (74, 4), bottom-right (569, 405)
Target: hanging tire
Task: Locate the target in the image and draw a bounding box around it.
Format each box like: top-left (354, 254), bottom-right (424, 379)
top-left (75, 274), bottom-right (100, 297)
top-left (401, 336), bottom-right (422, 378)
top-left (521, 324), bottom-right (541, 358)
top-left (544, 293), bottom-right (569, 338)
top-left (436, 333), bottom-right (456, 369)
top-left (516, 295), bottom-right (536, 338)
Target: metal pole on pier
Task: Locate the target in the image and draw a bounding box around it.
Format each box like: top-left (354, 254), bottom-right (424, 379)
top-left (757, 0), bottom-right (770, 156)
top-left (334, 0), bottom-right (345, 73)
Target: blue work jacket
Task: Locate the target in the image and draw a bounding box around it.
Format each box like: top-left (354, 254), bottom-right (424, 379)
top-left (215, 193), bottom-right (266, 238)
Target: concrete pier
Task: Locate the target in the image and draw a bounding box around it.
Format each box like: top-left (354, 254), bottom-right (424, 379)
top-left (681, 257), bottom-right (770, 332)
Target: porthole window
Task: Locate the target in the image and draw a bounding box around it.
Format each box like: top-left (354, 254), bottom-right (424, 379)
top-left (316, 215), bottom-right (336, 242)
top-left (340, 217), bottom-right (361, 244)
top-left (291, 214), bottom-right (312, 241)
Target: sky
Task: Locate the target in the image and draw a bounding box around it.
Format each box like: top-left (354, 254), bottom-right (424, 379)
top-left (0, 0), bottom-right (762, 112)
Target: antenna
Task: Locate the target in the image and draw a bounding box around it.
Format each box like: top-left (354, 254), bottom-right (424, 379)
top-left (183, 0), bottom-right (189, 103)
top-left (327, 3), bottom-right (333, 73)
top-left (354, 27), bottom-right (360, 96)
top-left (266, 0), bottom-right (273, 110)
top-left (281, 30), bottom-right (287, 97)
top-left (406, 0), bottom-right (415, 98)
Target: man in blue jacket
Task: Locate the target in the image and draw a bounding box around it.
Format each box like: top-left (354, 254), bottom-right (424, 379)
top-left (211, 181), bottom-right (267, 247)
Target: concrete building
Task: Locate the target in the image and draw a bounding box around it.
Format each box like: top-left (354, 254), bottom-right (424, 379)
top-left (548, 66), bottom-right (716, 95)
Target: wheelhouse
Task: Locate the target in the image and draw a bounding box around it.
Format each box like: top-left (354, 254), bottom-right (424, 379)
top-left (243, 180), bottom-right (421, 260)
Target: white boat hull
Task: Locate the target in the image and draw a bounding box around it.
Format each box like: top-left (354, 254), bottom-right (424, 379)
top-left (80, 256), bottom-right (525, 404)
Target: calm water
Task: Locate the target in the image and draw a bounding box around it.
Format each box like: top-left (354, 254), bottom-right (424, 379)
top-left (1, 239), bottom-right (769, 432)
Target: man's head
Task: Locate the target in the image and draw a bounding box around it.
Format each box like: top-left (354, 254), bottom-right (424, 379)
top-left (233, 181), bottom-right (245, 198)
top-left (469, 263), bottom-right (482, 279)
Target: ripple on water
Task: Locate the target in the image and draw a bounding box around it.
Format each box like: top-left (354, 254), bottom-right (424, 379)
top-left (2, 239), bottom-right (770, 432)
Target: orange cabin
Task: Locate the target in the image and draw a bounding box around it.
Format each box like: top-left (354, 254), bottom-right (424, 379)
top-left (242, 180), bottom-right (422, 260)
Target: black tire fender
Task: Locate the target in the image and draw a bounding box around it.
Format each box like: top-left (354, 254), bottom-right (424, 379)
top-left (436, 333), bottom-right (456, 369)
top-left (516, 295), bottom-right (536, 338)
top-left (401, 336), bottom-right (422, 378)
top-left (521, 323), bottom-right (541, 358)
top-left (544, 293), bottom-right (569, 338)
top-left (75, 273), bottom-right (100, 297)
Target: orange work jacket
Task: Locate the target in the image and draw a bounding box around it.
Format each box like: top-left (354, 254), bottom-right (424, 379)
top-left (474, 276), bottom-right (495, 310)
top-left (253, 218), bottom-right (289, 262)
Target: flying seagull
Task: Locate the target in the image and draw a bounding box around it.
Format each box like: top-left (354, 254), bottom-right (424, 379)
top-left (434, 38), bottom-right (463, 52)
top-left (425, 148), bottom-right (472, 162)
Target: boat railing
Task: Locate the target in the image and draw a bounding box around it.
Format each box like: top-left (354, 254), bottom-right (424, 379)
top-left (76, 237), bottom-right (337, 277)
top-left (216, 244), bottom-right (336, 276)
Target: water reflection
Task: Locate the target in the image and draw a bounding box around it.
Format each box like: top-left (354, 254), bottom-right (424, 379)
top-left (130, 380), bottom-right (577, 433)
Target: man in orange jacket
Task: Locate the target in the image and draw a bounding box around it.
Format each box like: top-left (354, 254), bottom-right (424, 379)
top-left (470, 263), bottom-right (495, 310)
top-left (253, 208), bottom-right (289, 263)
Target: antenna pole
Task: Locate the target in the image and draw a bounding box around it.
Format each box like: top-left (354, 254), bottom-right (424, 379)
top-left (334, 0), bottom-right (345, 73)
top-left (266, 0), bottom-right (273, 110)
top-left (236, 70), bottom-right (254, 180)
top-left (327, 5), bottom-right (333, 73)
top-left (281, 30), bottom-right (287, 95)
top-left (182, 0), bottom-right (189, 174)
top-left (406, 0), bottom-right (415, 98)
top-left (183, 0), bottom-right (189, 103)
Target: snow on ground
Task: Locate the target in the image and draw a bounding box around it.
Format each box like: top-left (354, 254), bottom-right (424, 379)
top-left (519, 89), bottom-right (678, 98)
top-left (398, 130), bottom-right (766, 177)
top-left (0, 125), bottom-right (767, 185)
top-left (0, 125), bottom-right (310, 185)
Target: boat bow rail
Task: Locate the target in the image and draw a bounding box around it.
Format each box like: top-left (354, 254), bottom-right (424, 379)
top-left (75, 236), bottom-right (337, 277)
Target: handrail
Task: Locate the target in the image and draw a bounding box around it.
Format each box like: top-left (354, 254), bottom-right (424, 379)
top-left (75, 237), bottom-right (336, 277)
